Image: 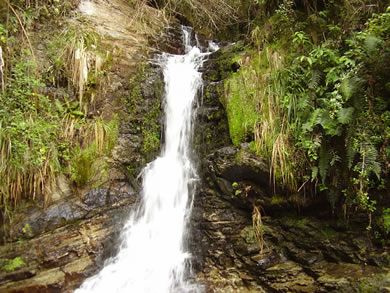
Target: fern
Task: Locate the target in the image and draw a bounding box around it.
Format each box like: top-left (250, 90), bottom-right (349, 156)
top-left (311, 166), bottom-right (318, 182)
top-left (364, 35), bottom-right (381, 56)
top-left (337, 107), bottom-right (354, 124)
top-left (362, 142), bottom-right (381, 180)
top-left (319, 143), bottom-right (330, 184)
top-left (340, 77), bottom-right (356, 101)
top-left (309, 69), bottom-right (322, 89)
top-left (346, 138), bottom-right (356, 170)
top-left (330, 151), bottom-right (341, 166)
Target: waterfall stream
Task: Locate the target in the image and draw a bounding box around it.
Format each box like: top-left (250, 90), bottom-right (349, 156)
top-left (76, 27), bottom-right (215, 293)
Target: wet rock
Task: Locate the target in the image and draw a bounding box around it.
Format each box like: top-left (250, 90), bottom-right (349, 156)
top-left (192, 180), bottom-right (390, 292)
top-left (0, 267), bottom-right (66, 293)
top-left (207, 145), bottom-right (269, 186)
top-left (10, 182), bottom-right (137, 241)
top-left (194, 46), bottom-right (232, 158)
top-left (0, 196), bottom-right (137, 292)
top-left (200, 42), bottom-right (246, 83)
top-left (51, 175), bottom-right (72, 202)
top-left (201, 144), bottom-right (276, 213)
top-left (10, 198), bottom-right (85, 240)
top-left (149, 23), bottom-right (186, 55)
top-left (82, 189), bottom-right (108, 210)
top-left (251, 250), bottom-right (287, 270)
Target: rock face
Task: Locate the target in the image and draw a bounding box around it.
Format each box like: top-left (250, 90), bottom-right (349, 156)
top-left (193, 182), bottom-right (390, 292)
top-left (190, 46), bottom-right (390, 292)
top-left (0, 195), bottom-right (137, 292)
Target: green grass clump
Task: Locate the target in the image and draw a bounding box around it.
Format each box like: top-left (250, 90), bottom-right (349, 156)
top-left (224, 75), bottom-right (258, 146)
top-left (70, 118), bottom-right (119, 188)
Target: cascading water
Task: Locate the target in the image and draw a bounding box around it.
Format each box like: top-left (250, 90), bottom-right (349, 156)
top-left (76, 27), bottom-right (216, 293)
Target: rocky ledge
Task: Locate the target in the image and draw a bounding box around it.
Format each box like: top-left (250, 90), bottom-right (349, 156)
top-left (190, 46), bottom-right (390, 292)
top-left (0, 193), bottom-right (137, 293)
top-left (191, 145), bottom-right (390, 293)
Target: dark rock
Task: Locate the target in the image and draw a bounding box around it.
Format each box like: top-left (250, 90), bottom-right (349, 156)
top-left (200, 41), bottom-right (245, 82)
top-left (192, 179), bottom-right (390, 292)
top-left (82, 189), bottom-right (108, 210)
top-left (208, 145), bottom-right (269, 185)
top-left (252, 250), bottom-right (287, 270)
top-left (149, 23), bottom-right (186, 55)
top-left (0, 195), bottom-right (137, 292)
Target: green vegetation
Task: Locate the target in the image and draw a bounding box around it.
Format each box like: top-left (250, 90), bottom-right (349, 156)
top-left (125, 66), bottom-right (162, 160)
top-left (284, 216), bottom-right (310, 229)
top-left (1, 256), bottom-right (25, 272)
top-left (21, 223), bottom-right (32, 238)
top-left (224, 67), bottom-right (259, 146)
top-left (0, 1), bottom-right (117, 222)
top-left (270, 195), bottom-right (286, 205)
top-left (220, 1), bottom-right (390, 232)
top-left (70, 118), bottom-right (119, 188)
top-left (379, 208), bottom-right (390, 235)
top-left (320, 227), bottom-right (337, 240)
top-left (149, 0), bottom-right (242, 38)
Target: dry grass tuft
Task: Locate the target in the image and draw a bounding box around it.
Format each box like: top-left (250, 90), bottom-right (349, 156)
top-left (252, 204), bottom-right (266, 254)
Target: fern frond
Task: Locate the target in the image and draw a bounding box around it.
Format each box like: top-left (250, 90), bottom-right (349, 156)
top-left (330, 152), bottom-right (341, 166)
top-left (340, 76), bottom-right (363, 101)
top-left (337, 107), bottom-right (354, 124)
top-left (346, 138), bottom-right (356, 170)
top-left (340, 78), bottom-right (354, 101)
top-left (363, 142), bottom-right (381, 180)
top-left (319, 143), bottom-right (330, 184)
top-left (365, 35), bottom-right (381, 56)
top-left (309, 69), bottom-right (322, 89)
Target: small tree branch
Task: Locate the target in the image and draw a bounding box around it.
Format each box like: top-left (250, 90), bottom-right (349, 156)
top-left (6, 1), bottom-right (38, 69)
top-left (0, 46), bottom-right (4, 95)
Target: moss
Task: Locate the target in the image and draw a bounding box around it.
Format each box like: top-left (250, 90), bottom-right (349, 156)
top-left (241, 226), bottom-right (257, 244)
top-left (124, 64), bottom-right (162, 160)
top-left (141, 91), bottom-right (162, 158)
top-left (283, 216), bottom-right (310, 229)
top-left (320, 227), bottom-right (337, 240)
top-left (224, 74), bottom-right (258, 146)
top-left (21, 224), bottom-right (33, 238)
top-left (271, 195), bottom-right (287, 205)
top-left (1, 257), bottom-right (26, 272)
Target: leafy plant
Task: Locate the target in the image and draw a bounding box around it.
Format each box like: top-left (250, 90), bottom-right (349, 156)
top-left (379, 208), bottom-right (390, 235)
top-left (225, 2), bottom-right (390, 227)
top-left (0, 1), bottom-right (115, 225)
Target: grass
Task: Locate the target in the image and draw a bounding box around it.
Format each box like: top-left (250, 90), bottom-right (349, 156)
top-left (283, 216), bottom-right (310, 229)
top-left (224, 73), bottom-right (258, 146)
top-left (271, 195), bottom-right (287, 205)
top-left (223, 46), bottom-right (297, 191)
top-left (70, 118), bottom-right (119, 188)
top-left (252, 204), bottom-right (266, 254)
top-left (0, 8), bottom-right (119, 220)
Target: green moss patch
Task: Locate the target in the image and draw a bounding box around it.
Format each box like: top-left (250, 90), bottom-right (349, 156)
top-left (1, 257), bottom-right (26, 272)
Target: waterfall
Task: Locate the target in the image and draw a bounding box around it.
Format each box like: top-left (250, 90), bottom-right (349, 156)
top-left (75, 27), bottom-right (216, 293)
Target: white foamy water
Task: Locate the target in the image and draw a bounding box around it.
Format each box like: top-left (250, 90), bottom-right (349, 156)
top-left (75, 27), bottom-right (217, 293)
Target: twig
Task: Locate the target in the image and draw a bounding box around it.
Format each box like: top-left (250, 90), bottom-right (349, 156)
top-left (0, 46), bottom-right (4, 95)
top-left (7, 1), bottom-right (38, 69)
top-left (297, 179), bottom-right (308, 193)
